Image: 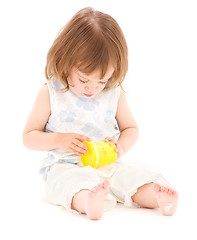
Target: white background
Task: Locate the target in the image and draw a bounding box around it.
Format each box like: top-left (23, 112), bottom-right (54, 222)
top-left (1, 0), bottom-right (197, 239)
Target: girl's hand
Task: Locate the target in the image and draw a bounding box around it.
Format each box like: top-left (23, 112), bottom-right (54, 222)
top-left (57, 133), bottom-right (91, 156)
top-left (104, 137), bottom-right (124, 158)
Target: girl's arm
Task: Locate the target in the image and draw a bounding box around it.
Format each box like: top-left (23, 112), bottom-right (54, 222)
top-left (107, 89), bottom-right (139, 157)
top-left (23, 84), bottom-right (90, 155)
top-left (23, 84), bottom-right (55, 150)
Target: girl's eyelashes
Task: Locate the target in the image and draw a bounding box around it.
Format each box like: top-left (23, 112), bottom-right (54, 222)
top-left (99, 81), bottom-right (107, 85)
top-left (79, 79), bottom-right (108, 85)
top-left (79, 79), bottom-right (88, 84)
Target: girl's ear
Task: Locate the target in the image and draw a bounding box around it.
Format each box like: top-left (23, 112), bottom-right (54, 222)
top-left (67, 77), bottom-right (75, 87)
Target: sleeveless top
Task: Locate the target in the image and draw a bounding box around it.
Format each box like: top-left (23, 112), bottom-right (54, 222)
top-left (40, 78), bottom-right (121, 179)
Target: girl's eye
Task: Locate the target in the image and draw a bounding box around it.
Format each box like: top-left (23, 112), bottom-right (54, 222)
top-left (79, 78), bottom-right (107, 85)
top-left (79, 79), bottom-right (88, 84)
top-left (100, 81), bottom-right (107, 85)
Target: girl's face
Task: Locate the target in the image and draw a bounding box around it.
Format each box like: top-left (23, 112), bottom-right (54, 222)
top-left (68, 66), bottom-right (114, 97)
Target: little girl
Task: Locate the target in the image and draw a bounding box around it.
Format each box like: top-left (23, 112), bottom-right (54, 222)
top-left (23, 7), bottom-right (178, 220)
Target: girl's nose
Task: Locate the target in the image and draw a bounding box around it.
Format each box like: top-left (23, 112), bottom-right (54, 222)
top-left (86, 82), bottom-right (98, 92)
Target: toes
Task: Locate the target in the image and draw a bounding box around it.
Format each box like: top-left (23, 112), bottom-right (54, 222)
top-left (168, 188), bottom-right (174, 195)
top-left (154, 183), bottom-right (161, 192)
top-left (160, 186), bottom-right (166, 192)
top-left (164, 187), bottom-right (169, 193)
top-left (102, 180), bottom-right (110, 189)
top-left (169, 189), bottom-right (175, 195)
top-left (95, 184), bottom-right (102, 191)
top-left (90, 185), bottom-right (100, 195)
top-left (165, 187), bottom-right (175, 195)
top-left (90, 181), bottom-right (109, 196)
top-left (89, 190), bottom-right (96, 198)
top-left (154, 184), bottom-right (175, 195)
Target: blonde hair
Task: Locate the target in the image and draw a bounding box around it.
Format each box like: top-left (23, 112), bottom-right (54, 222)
top-left (45, 7), bottom-right (128, 91)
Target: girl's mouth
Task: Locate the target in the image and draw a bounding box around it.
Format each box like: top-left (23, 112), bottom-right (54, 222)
top-left (84, 93), bottom-right (93, 97)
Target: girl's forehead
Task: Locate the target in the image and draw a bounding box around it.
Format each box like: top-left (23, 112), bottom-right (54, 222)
top-left (74, 66), bottom-right (114, 81)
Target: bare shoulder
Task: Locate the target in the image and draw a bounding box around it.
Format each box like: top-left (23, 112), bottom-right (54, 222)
top-left (37, 83), bottom-right (50, 101)
top-left (118, 88), bottom-right (127, 102)
top-left (33, 83), bottom-right (51, 117)
top-left (117, 89), bottom-right (130, 112)
top-left (33, 83), bottom-right (51, 110)
top-left (116, 89), bottom-right (138, 131)
top-left (23, 84), bottom-right (51, 134)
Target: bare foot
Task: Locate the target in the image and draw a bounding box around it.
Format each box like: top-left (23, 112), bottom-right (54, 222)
top-left (85, 180), bottom-right (110, 220)
top-left (154, 183), bottom-right (178, 216)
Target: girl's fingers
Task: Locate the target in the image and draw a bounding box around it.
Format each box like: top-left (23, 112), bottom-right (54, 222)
top-left (71, 140), bottom-right (89, 155)
top-left (109, 138), bottom-right (117, 145)
top-left (75, 140), bottom-right (89, 150)
top-left (104, 137), bottom-right (117, 146)
top-left (76, 134), bottom-right (91, 142)
top-left (71, 144), bottom-right (87, 155)
top-left (115, 143), bottom-right (124, 158)
top-left (104, 137), bottom-right (111, 142)
top-left (115, 145), bottom-right (120, 152)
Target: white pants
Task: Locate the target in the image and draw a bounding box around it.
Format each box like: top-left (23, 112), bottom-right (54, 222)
top-left (45, 162), bottom-right (171, 213)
